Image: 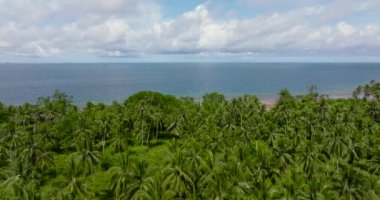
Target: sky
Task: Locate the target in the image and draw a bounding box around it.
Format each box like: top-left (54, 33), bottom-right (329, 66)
top-left (0, 0), bottom-right (379, 62)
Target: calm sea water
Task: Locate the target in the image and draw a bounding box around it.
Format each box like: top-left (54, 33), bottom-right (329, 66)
top-left (0, 63), bottom-right (379, 105)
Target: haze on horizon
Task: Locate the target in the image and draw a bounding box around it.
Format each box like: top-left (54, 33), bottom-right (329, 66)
top-left (0, 0), bottom-right (379, 63)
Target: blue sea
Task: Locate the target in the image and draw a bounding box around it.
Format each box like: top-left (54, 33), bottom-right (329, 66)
top-left (0, 63), bottom-right (379, 105)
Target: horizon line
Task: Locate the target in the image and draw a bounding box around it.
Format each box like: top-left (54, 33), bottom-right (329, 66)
top-left (2, 61), bottom-right (380, 64)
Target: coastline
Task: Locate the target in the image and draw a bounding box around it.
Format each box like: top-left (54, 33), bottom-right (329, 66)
top-left (258, 92), bottom-right (353, 107)
top-left (0, 92), bottom-right (353, 107)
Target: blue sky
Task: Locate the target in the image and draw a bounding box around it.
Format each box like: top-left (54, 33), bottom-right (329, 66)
top-left (0, 0), bottom-right (379, 62)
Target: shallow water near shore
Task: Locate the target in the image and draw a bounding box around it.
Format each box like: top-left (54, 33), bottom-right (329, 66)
top-left (0, 62), bottom-right (379, 106)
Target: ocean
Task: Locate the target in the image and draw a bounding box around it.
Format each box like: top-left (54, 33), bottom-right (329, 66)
top-left (0, 63), bottom-right (379, 105)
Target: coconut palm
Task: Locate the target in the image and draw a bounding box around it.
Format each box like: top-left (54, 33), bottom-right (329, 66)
top-left (278, 167), bottom-right (306, 199)
top-left (62, 156), bottom-right (88, 199)
top-left (94, 113), bottom-right (111, 154)
top-left (77, 138), bottom-right (99, 175)
top-left (251, 178), bottom-right (278, 200)
top-left (122, 158), bottom-right (153, 200)
top-left (298, 142), bottom-right (327, 179)
top-left (22, 134), bottom-right (54, 171)
top-left (162, 145), bottom-right (194, 198)
top-left (111, 153), bottom-right (130, 198)
top-left (330, 164), bottom-right (369, 199)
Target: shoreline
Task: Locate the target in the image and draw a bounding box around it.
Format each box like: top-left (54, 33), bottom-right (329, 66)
top-left (258, 93), bottom-right (352, 107)
top-left (0, 92), bottom-right (353, 107)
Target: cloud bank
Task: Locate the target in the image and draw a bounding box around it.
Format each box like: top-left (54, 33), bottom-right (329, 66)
top-left (0, 0), bottom-right (379, 61)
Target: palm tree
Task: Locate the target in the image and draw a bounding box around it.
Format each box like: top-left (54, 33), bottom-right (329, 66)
top-left (12, 103), bottom-right (35, 127)
top-left (370, 152), bottom-right (380, 175)
top-left (2, 154), bottom-right (43, 199)
top-left (111, 155), bottom-right (152, 199)
top-left (183, 140), bottom-right (207, 198)
top-left (147, 173), bottom-right (174, 200)
top-left (162, 145), bottom-right (194, 198)
top-left (247, 141), bottom-right (278, 181)
top-left (123, 158), bottom-right (152, 200)
top-left (297, 142), bottom-right (326, 180)
top-left (22, 135), bottom-right (53, 171)
top-left (330, 163), bottom-right (369, 199)
top-left (325, 128), bottom-right (350, 158)
top-left (110, 114), bottom-right (132, 153)
top-left (130, 101), bottom-right (159, 146)
top-left (199, 150), bottom-right (224, 196)
top-left (278, 167), bottom-right (305, 199)
top-left (273, 135), bottom-right (294, 171)
top-left (0, 122), bottom-right (24, 152)
top-left (202, 172), bottom-right (234, 199)
top-left (364, 174), bottom-right (380, 199)
top-left (222, 159), bottom-right (249, 198)
top-left (62, 156), bottom-right (88, 199)
top-left (16, 180), bottom-right (41, 200)
top-left (111, 153), bottom-right (130, 198)
top-left (77, 138), bottom-right (99, 175)
top-left (40, 101), bottom-right (60, 121)
top-left (73, 116), bottom-right (92, 147)
top-left (352, 85), bottom-right (362, 99)
top-left (250, 178), bottom-right (278, 200)
top-left (95, 113), bottom-right (111, 154)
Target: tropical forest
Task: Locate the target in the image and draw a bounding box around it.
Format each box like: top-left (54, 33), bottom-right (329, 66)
top-left (1, 81), bottom-right (380, 200)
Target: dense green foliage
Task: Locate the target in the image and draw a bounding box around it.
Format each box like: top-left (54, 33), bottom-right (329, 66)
top-left (1, 82), bottom-right (380, 199)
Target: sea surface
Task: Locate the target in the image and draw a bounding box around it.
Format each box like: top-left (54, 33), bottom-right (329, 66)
top-left (0, 63), bottom-right (379, 105)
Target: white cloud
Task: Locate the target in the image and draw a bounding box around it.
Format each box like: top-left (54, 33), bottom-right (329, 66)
top-left (0, 41), bottom-right (10, 48)
top-left (22, 41), bottom-right (62, 57)
top-left (0, 0), bottom-right (379, 60)
top-left (337, 22), bottom-right (355, 36)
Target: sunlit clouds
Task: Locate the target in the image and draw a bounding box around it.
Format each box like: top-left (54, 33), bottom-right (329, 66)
top-left (0, 0), bottom-right (379, 61)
